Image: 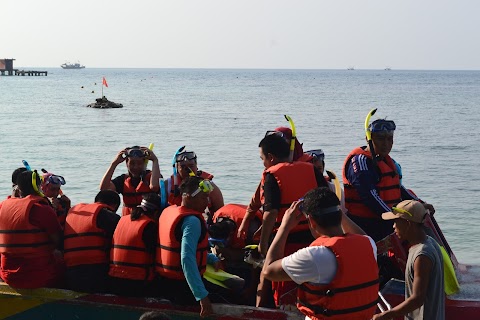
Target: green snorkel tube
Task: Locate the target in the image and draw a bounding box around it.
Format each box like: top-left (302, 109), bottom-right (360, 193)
top-left (365, 108), bottom-right (379, 171)
top-left (284, 115), bottom-right (296, 162)
top-left (172, 146), bottom-right (186, 196)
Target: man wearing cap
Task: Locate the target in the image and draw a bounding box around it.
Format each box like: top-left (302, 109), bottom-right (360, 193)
top-left (373, 200), bottom-right (444, 320)
top-left (263, 187), bottom-right (379, 320)
top-left (342, 118), bottom-right (435, 242)
top-left (100, 146), bottom-right (161, 216)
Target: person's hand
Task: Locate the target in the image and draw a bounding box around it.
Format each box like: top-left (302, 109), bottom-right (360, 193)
top-left (423, 202), bottom-right (435, 215)
top-left (59, 194), bottom-right (71, 209)
top-left (212, 259), bottom-right (222, 272)
top-left (257, 242), bottom-right (267, 256)
top-left (112, 149), bottom-right (127, 165)
top-left (199, 296), bottom-right (213, 318)
top-left (142, 147), bottom-right (158, 162)
top-left (237, 219), bottom-right (248, 239)
top-left (279, 201), bottom-right (304, 231)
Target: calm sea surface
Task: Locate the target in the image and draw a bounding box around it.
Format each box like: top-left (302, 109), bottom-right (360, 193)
top-left (1, 68), bottom-right (479, 264)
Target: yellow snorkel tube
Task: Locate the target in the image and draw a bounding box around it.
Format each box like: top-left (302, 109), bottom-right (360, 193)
top-left (326, 170), bottom-right (342, 201)
top-left (284, 115), bottom-right (296, 162)
top-left (32, 170), bottom-right (44, 197)
top-left (365, 108), bottom-right (379, 170)
top-left (144, 143), bottom-right (154, 167)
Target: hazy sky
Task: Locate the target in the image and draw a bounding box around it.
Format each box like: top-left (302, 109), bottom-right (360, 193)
top-left (3, 0), bottom-right (479, 69)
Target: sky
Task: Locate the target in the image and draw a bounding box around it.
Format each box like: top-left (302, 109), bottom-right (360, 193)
top-left (2, 0), bottom-right (479, 70)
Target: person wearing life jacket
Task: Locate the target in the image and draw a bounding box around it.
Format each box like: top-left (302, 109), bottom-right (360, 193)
top-left (109, 193), bottom-right (160, 297)
top-left (342, 118), bottom-right (435, 242)
top-left (10, 167), bottom-right (27, 198)
top-left (64, 190), bottom-right (121, 293)
top-left (263, 187), bottom-right (379, 320)
top-left (41, 172), bottom-right (71, 229)
top-left (0, 170), bottom-right (64, 289)
top-left (156, 176), bottom-right (220, 318)
top-left (238, 127), bottom-right (312, 240)
top-left (166, 148), bottom-right (224, 216)
top-left (256, 133), bottom-right (329, 308)
top-left (100, 146), bottom-right (161, 216)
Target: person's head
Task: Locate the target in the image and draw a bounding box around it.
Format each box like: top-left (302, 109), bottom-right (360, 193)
top-left (11, 167), bottom-right (28, 197)
top-left (175, 150), bottom-right (198, 179)
top-left (41, 172), bottom-right (66, 198)
top-left (301, 187), bottom-right (343, 238)
top-left (305, 149), bottom-right (325, 173)
top-left (367, 119), bottom-right (396, 159)
top-left (382, 200), bottom-right (427, 241)
top-left (139, 311), bottom-right (172, 320)
top-left (271, 126), bottom-right (305, 161)
top-left (125, 146), bottom-right (148, 177)
top-left (94, 190), bottom-right (121, 212)
top-left (16, 170), bottom-right (43, 197)
top-left (131, 193), bottom-right (161, 221)
top-left (208, 216), bottom-right (237, 248)
top-left (180, 176), bottom-right (213, 213)
top-left (258, 133), bottom-right (290, 168)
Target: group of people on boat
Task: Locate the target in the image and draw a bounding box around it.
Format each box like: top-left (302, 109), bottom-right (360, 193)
top-left (0, 112), bottom-right (447, 319)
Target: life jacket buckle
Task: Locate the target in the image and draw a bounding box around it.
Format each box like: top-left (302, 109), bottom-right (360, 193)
top-left (325, 289), bottom-right (335, 297)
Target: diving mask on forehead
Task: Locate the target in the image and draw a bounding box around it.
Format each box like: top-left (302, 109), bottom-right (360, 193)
top-left (368, 119), bottom-right (396, 134)
top-left (190, 179), bottom-right (214, 197)
top-left (176, 151), bottom-right (197, 163)
top-left (125, 147), bottom-right (147, 158)
top-left (305, 149), bottom-right (325, 161)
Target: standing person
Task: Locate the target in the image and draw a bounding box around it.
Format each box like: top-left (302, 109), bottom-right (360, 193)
top-left (41, 172), bottom-right (71, 228)
top-left (373, 200), bottom-right (445, 320)
top-left (100, 146), bottom-right (161, 216)
top-left (255, 133), bottom-right (328, 308)
top-left (0, 170), bottom-right (64, 289)
top-left (109, 193), bottom-right (160, 297)
top-left (342, 117), bottom-right (435, 242)
top-left (63, 190), bottom-right (121, 293)
top-left (166, 148), bottom-right (224, 214)
top-left (156, 176), bottom-right (220, 318)
top-left (263, 187), bottom-right (379, 320)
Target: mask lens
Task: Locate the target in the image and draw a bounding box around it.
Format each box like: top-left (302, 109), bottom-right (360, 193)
top-left (306, 149), bottom-right (325, 161)
top-left (176, 151), bottom-right (197, 162)
top-left (49, 175), bottom-right (66, 185)
top-left (126, 148), bottom-right (145, 158)
top-left (369, 120), bottom-right (396, 133)
top-left (265, 130), bottom-right (285, 138)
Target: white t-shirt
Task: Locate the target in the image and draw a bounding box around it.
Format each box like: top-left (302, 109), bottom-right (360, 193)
top-left (282, 235), bottom-right (377, 285)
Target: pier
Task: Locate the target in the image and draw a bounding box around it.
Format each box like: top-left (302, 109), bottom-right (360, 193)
top-left (0, 58), bottom-right (47, 76)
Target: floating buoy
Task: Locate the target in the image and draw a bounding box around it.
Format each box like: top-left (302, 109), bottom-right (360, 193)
top-left (81, 86), bottom-right (84, 88)
top-left (91, 90), bottom-right (95, 93)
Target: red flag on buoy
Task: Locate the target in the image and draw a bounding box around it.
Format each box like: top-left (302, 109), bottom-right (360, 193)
top-left (102, 77), bottom-right (108, 87)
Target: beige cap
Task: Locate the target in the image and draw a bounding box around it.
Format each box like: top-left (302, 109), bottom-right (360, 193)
top-left (382, 200), bottom-right (427, 223)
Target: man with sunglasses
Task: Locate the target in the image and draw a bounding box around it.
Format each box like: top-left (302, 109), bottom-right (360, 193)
top-left (263, 187), bottom-right (379, 320)
top-left (100, 146), bottom-right (161, 216)
top-left (373, 200), bottom-right (444, 320)
top-left (156, 176), bottom-right (220, 318)
top-left (342, 119), bottom-right (435, 242)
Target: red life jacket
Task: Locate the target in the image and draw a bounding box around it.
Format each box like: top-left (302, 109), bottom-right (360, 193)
top-left (0, 195), bottom-right (53, 256)
top-left (212, 203), bottom-right (262, 249)
top-left (260, 161), bottom-right (318, 232)
top-left (122, 172), bottom-right (153, 216)
top-left (342, 147), bottom-right (401, 219)
top-left (156, 205), bottom-right (209, 280)
top-left (64, 203), bottom-right (111, 267)
top-left (109, 215), bottom-right (154, 281)
top-left (167, 171), bottom-right (214, 206)
top-left (297, 234), bottom-right (379, 320)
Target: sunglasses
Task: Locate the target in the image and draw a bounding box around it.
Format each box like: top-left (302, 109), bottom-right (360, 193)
top-left (305, 149), bottom-right (325, 161)
top-left (369, 120), bottom-right (396, 133)
top-left (125, 148), bottom-right (146, 158)
top-left (176, 151), bottom-right (197, 163)
top-left (190, 179), bottom-right (214, 197)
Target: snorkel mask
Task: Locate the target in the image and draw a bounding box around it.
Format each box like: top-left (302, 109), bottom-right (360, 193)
top-left (190, 179), bottom-right (214, 197)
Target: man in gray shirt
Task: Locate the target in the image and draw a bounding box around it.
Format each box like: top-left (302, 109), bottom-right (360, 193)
top-left (373, 199), bottom-right (444, 320)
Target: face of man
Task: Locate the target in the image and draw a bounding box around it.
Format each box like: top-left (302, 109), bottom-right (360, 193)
top-left (178, 160), bottom-right (198, 179)
top-left (260, 148), bottom-right (274, 169)
top-left (126, 157), bottom-right (146, 177)
top-left (371, 132), bottom-right (394, 159)
top-left (42, 183), bottom-right (61, 198)
top-left (393, 218), bottom-right (409, 240)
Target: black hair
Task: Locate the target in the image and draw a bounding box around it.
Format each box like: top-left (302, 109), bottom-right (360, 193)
top-left (95, 190), bottom-right (121, 209)
top-left (258, 134), bottom-right (290, 160)
top-left (16, 171), bottom-right (37, 196)
top-left (12, 167), bottom-right (28, 185)
top-left (179, 176), bottom-right (203, 195)
top-left (131, 192), bottom-right (161, 221)
top-left (208, 217), bottom-right (236, 240)
top-left (139, 311), bottom-right (172, 320)
top-left (303, 187), bottom-right (342, 228)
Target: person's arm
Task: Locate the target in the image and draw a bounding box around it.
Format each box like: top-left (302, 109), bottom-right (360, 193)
top-left (340, 212), bottom-right (366, 235)
top-left (372, 255), bottom-right (433, 320)
top-left (346, 155), bottom-right (391, 217)
top-left (208, 181), bottom-right (224, 213)
top-left (100, 149), bottom-right (126, 191)
top-left (145, 149), bottom-right (161, 192)
top-left (258, 174), bottom-right (281, 255)
top-left (238, 183), bottom-right (262, 239)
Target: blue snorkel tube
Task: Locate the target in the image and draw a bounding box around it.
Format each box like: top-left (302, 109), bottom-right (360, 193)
top-left (22, 160), bottom-right (32, 171)
top-left (172, 146), bottom-right (186, 196)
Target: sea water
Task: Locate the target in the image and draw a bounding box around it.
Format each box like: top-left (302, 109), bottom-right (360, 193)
top-left (1, 68), bottom-right (479, 265)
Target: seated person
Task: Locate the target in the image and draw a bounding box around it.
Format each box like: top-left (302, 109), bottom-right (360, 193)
top-left (41, 172), bottom-right (71, 228)
top-left (10, 167), bottom-right (27, 198)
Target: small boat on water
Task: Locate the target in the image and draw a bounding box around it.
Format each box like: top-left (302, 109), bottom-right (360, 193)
top-left (61, 62), bottom-right (85, 69)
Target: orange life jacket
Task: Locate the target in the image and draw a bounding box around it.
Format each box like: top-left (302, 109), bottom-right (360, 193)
top-left (260, 161), bottom-right (318, 232)
top-left (167, 171), bottom-right (214, 206)
top-left (156, 205), bottom-right (209, 280)
top-left (212, 203), bottom-right (262, 249)
top-left (109, 215), bottom-right (154, 281)
top-left (297, 234), bottom-right (379, 320)
top-left (0, 195), bottom-right (53, 256)
top-left (342, 147), bottom-right (401, 219)
top-left (122, 171), bottom-right (153, 216)
top-left (64, 203), bottom-right (111, 267)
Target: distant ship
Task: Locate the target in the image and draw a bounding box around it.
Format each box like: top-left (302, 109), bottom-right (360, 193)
top-left (347, 66), bottom-right (355, 70)
top-left (61, 62), bottom-right (85, 69)
top-left (385, 66), bottom-right (392, 71)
